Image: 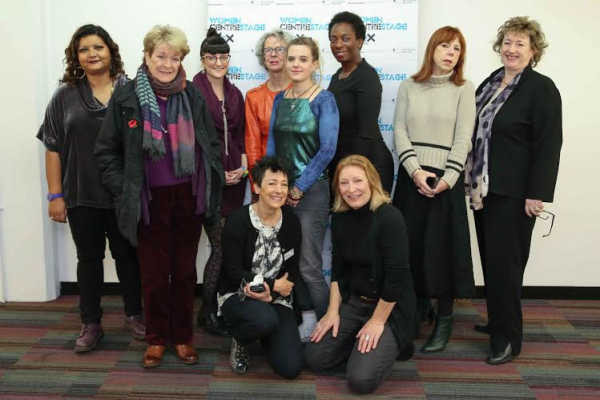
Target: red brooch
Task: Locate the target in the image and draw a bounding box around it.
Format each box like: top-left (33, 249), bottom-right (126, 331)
top-left (128, 119), bottom-right (138, 128)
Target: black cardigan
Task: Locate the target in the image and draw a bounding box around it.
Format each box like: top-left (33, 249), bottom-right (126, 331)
top-left (219, 204), bottom-right (302, 304)
top-left (477, 66), bottom-right (562, 202)
top-left (331, 203), bottom-right (418, 351)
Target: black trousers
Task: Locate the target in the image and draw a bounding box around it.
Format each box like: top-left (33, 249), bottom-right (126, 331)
top-left (68, 206), bottom-right (143, 324)
top-left (473, 194), bottom-right (535, 354)
top-left (304, 295), bottom-right (400, 394)
top-left (221, 296), bottom-right (303, 379)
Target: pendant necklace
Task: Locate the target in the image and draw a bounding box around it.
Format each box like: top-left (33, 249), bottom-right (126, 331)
top-left (289, 83), bottom-right (315, 110)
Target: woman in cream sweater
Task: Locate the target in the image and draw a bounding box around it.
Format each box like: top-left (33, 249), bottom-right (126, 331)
top-left (393, 26), bottom-right (475, 353)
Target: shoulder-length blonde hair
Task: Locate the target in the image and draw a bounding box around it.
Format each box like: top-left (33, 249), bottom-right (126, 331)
top-left (411, 26), bottom-right (466, 86)
top-left (332, 155), bottom-right (391, 213)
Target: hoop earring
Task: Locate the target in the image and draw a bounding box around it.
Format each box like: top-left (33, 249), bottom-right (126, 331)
top-left (74, 66), bottom-right (86, 80)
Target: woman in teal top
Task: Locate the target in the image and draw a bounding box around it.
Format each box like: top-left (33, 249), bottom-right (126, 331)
top-left (266, 36), bottom-right (339, 329)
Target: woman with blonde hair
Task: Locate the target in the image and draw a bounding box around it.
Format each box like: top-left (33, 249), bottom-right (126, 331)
top-left (266, 36), bottom-right (339, 329)
top-left (467, 16), bottom-right (562, 365)
top-left (393, 26), bottom-right (476, 353)
top-left (95, 25), bottom-right (224, 368)
top-left (305, 155), bottom-right (417, 395)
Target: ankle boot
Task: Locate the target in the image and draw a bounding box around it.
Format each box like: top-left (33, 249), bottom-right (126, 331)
top-left (422, 314), bottom-right (454, 353)
top-left (197, 309), bottom-right (229, 337)
top-left (230, 338), bottom-right (249, 374)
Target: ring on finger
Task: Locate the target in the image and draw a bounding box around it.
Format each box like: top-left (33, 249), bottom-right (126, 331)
top-left (365, 334), bottom-right (370, 341)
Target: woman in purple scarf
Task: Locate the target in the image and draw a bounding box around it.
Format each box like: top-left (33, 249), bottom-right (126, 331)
top-left (192, 28), bottom-right (246, 336)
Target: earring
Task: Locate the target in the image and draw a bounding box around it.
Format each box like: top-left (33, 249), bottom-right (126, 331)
top-left (74, 66), bottom-right (86, 80)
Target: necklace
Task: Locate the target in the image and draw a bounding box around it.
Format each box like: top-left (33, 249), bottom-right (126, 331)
top-left (289, 83), bottom-right (315, 110)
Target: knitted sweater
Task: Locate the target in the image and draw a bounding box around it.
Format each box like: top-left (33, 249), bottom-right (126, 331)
top-left (393, 72), bottom-right (476, 188)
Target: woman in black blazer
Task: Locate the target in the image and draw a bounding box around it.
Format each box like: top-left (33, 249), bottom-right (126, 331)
top-left (217, 157), bottom-right (303, 379)
top-left (466, 16), bottom-right (562, 365)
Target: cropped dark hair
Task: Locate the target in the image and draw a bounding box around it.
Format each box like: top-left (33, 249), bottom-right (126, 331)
top-left (61, 24), bottom-right (125, 86)
top-left (328, 11), bottom-right (366, 41)
top-left (200, 27), bottom-right (230, 56)
top-left (250, 156), bottom-right (290, 187)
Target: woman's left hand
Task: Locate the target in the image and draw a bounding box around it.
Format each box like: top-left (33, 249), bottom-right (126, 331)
top-left (525, 199), bottom-right (543, 217)
top-left (356, 318), bottom-right (385, 354)
top-left (433, 179), bottom-right (450, 195)
top-left (285, 186), bottom-right (303, 207)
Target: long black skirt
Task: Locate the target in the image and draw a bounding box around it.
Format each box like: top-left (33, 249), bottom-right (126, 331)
top-left (392, 166), bottom-right (475, 298)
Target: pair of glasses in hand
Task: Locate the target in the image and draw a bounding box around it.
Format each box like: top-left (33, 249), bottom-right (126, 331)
top-left (537, 210), bottom-right (555, 237)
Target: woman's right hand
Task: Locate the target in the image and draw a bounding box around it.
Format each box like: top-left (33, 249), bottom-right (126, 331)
top-left (310, 310), bottom-right (340, 343)
top-left (48, 198), bottom-right (67, 223)
top-left (244, 283), bottom-right (273, 303)
top-left (412, 169), bottom-right (436, 198)
top-left (273, 272), bottom-right (294, 297)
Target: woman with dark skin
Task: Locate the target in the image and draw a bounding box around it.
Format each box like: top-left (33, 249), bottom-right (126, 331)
top-left (327, 11), bottom-right (394, 193)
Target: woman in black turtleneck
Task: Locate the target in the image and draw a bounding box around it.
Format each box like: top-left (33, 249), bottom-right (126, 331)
top-left (305, 155), bottom-right (417, 395)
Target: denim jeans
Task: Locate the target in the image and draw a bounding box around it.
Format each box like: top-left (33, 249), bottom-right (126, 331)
top-left (68, 206), bottom-right (142, 324)
top-left (291, 178), bottom-right (330, 319)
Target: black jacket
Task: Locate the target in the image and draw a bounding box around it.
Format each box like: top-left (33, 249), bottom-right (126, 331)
top-left (332, 203), bottom-right (418, 351)
top-left (477, 66), bottom-right (562, 201)
top-left (219, 204), bottom-right (301, 295)
top-left (219, 204), bottom-right (304, 322)
top-left (94, 80), bottom-right (224, 246)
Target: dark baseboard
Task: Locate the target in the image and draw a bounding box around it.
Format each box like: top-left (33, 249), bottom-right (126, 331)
top-left (60, 282), bottom-right (600, 300)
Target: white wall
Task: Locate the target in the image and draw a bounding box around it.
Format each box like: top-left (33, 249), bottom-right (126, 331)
top-left (1, 0), bottom-right (598, 301)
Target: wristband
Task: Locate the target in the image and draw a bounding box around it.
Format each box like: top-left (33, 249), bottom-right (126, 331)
top-left (242, 167), bottom-right (249, 178)
top-left (46, 193), bottom-right (63, 202)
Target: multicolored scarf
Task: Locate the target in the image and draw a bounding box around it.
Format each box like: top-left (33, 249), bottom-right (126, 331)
top-left (465, 69), bottom-right (522, 210)
top-left (135, 64), bottom-right (195, 177)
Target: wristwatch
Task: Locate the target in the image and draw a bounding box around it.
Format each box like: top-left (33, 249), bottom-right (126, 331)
top-left (46, 193), bottom-right (63, 201)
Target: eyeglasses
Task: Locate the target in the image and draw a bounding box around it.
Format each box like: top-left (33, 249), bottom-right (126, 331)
top-left (263, 46), bottom-right (286, 56)
top-left (537, 210), bottom-right (555, 237)
top-left (202, 54), bottom-right (231, 63)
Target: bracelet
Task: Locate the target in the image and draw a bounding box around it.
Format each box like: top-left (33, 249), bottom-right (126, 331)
top-left (289, 187), bottom-right (303, 200)
top-left (411, 168), bottom-right (421, 179)
top-left (242, 167), bottom-right (249, 178)
top-left (46, 193), bottom-right (63, 202)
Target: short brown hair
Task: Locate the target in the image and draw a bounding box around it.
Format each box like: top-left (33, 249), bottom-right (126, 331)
top-left (493, 16), bottom-right (548, 67)
top-left (412, 26), bottom-right (467, 86)
top-left (332, 155), bottom-right (391, 213)
top-left (287, 36), bottom-right (322, 85)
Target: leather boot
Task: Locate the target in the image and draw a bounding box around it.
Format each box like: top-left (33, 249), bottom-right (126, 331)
top-left (197, 308), bottom-right (229, 337)
top-left (422, 314), bottom-right (454, 353)
top-left (74, 323), bottom-right (104, 353)
top-left (229, 338), bottom-right (249, 374)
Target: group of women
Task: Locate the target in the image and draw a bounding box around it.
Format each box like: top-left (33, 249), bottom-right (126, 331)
top-left (38, 10), bottom-right (561, 394)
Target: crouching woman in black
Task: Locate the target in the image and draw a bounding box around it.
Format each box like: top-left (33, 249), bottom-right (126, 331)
top-left (305, 155), bottom-right (417, 394)
top-left (218, 157), bottom-right (303, 378)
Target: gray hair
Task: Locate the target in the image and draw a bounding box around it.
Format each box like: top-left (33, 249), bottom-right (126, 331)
top-left (254, 28), bottom-right (294, 68)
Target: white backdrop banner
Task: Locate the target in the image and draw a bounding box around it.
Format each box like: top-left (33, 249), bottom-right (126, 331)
top-left (206, 0), bottom-right (418, 284)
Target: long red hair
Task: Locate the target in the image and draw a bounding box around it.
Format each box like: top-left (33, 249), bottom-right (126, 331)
top-left (412, 26), bottom-right (466, 86)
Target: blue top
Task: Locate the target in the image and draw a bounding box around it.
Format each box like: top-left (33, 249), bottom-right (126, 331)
top-left (266, 89), bottom-right (339, 192)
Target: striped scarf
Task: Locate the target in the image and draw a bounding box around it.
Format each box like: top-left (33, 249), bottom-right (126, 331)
top-left (135, 64), bottom-right (195, 177)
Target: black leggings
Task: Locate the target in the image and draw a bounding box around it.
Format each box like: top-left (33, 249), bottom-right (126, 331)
top-left (202, 217), bottom-right (226, 313)
top-left (221, 296), bottom-right (303, 379)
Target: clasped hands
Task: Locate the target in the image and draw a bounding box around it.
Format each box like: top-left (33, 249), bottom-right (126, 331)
top-left (412, 169), bottom-right (448, 198)
top-left (243, 272), bottom-right (294, 303)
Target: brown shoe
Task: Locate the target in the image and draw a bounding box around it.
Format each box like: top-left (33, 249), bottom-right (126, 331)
top-left (74, 323), bottom-right (104, 353)
top-left (174, 344), bottom-right (198, 365)
top-left (124, 314), bottom-right (146, 341)
top-left (142, 345), bottom-right (165, 368)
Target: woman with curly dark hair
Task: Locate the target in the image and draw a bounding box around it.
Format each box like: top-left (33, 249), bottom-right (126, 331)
top-left (37, 24), bottom-right (144, 353)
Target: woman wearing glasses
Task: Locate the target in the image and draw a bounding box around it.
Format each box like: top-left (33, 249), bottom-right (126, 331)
top-left (192, 28), bottom-right (246, 336)
top-left (245, 29), bottom-right (293, 191)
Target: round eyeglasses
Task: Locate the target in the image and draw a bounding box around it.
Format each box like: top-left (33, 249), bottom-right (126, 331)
top-left (263, 46), bottom-right (286, 56)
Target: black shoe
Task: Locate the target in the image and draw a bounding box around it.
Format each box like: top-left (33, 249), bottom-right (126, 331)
top-left (486, 343), bottom-right (514, 365)
top-left (418, 298), bottom-right (435, 325)
top-left (474, 323), bottom-right (490, 334)
top-left (198, 311), bottom-right (230, 337)
top-left (422, 314), bottom-right (454, 353)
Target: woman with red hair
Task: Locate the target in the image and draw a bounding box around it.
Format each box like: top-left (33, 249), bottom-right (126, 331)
top-left (392, 26), bottom-right (475, 353)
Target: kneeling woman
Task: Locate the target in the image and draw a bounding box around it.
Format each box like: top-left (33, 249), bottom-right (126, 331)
top-left (305, 155), bottom-right (417, 394)
top-left (218, 157), bottom-right (303, 379)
